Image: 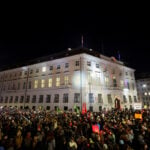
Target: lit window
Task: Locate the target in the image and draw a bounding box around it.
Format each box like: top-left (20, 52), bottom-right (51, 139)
top-left (105, 77), bottom-right (109, 86)
top-left (144, 92), bottom-right (147, 96)
top-left (143, 84), bottom-right (147, 88)
top-left (64, 76), bottom-right (69, 85)
top-left (56, 77), bottom-right (60, 87)
top-left (95, 72), bottom-right (100, 85)
top-left (48, 78), bottom-right (52, 87)
top-left (149, 92), bottom-right (150, 95)
top-left (120, 80), bottom-right (124, 87)
top-left (41, 79), bottom-right (45, 88)
top-left (34, 80), bottom-right (38, 88)
top-left (42, 67), bottom-right (46, 72)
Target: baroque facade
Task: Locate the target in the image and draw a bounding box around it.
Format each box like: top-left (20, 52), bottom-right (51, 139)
top-left (0, 48), bottom-right (138, 112)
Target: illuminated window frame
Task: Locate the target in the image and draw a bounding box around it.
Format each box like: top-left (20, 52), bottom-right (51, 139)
top-left (56, 77), bottom-right (60, 87)
top-left (34, 80), bottom-right (38, 88)
top-left (48, 78), bottom-right (52, 87)
top-left (41, 79), bottom-right (45, 88)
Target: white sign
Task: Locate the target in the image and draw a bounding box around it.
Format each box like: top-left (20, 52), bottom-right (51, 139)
top-left (134, 103), bottom-right (142, 110)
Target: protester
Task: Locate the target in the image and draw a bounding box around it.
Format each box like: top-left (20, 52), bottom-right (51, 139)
top-left (0, 107), bottom-right (149, 150)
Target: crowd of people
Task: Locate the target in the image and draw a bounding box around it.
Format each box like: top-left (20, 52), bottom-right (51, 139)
top-left (0, 107), bottom-right (150, 150)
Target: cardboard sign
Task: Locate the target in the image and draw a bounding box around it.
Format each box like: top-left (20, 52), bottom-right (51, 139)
top-left (92, 124), bottom-right (99, 133)
top-left (135, 113), bottom-right (142, 119)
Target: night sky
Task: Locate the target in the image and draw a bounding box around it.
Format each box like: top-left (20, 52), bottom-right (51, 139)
top-left (0, 6), bottom-right (150, 75)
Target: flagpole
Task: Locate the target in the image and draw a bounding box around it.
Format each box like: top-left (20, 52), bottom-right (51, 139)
top-left (81, 35), bottom-right (83, 48)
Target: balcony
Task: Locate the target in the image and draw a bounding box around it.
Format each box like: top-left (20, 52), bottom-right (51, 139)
top-left (102, 86), bottom-right (123, 90)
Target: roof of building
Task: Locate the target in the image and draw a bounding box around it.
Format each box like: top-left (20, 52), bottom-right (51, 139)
top-left (0, 47), bottom-right (124, 71)
top-left (136, 72), bottom-right (150, 80)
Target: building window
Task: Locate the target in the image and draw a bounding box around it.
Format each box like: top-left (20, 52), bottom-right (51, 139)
top-left (123, 95), bottom-right (127, 103)
top-left (99, 106), bottom-right (102, 111)
top-left (87, 61), bottom-right (91, 66)
top-left (124, 80), bottom-right (130, 89)
top-left (0, 97), bottom-right (3, 103)
top-left (57, 65), bottom-right (61, 70)
top-left (24, 71), bottom-right (27, 75)
top-left (144, 92), bottom-right (147, 96)
top-left (74, 93), bottom-right (80, 103)
top-left (75, 61), bottom-right (80, 66)
top-left (89, 93), bottom-right (94, 103)
top-left (105, 77), bottom-right (109, 87)
top-left (95, 72), bottom-right (100, 85)
top-left (30, 70), bottom-right (33, 74)
top-left (65, 63), bottom-right (69, 68)
top-left (14, 96), bottom-right (18, 103)
top-left (129, 95), bottom-right (132, 103)
top-left (132, 83), bottom-right (135, 90)
top-left (112, 69), bottom-right (115, 74)
top-left (32, 95), bottom-right (36, 103)
top-left (49, 66), bottom-right (53, 71)
top-left (41, 79), bottom-right (45, 88)
top-left (46, 106), bottom-right (50, 110)
top-left (28, 81), bottom-right (32, 89)
top-left (20, 96), bottom-right (24, 103)
top-left (19, 72), bottom-right (22, 76)
top-left (107, 94), bottom-right (112, 103)
top-left (26, 95), bottom-right (30, 103)
top-left (89, 106), bottom-right (93, 112)
top-left (5, 96), bottom-right (8, 103)
top-left (134, 96), bottom-right (137, 102)
top-left (56, 77), bottom-right (60, 87)
top-left (9, 96), bottom-right (13, 103)
top-left (120, 80), bottom-right (124, 88)
top-left (17, 82), bottom-right (20, 90)
top-left (113, 77), bottom-right (117, 87)
top-left (98, 94), bottom-right (103, 103)
top-left (54, 94), bottom-right (59, 103)
top-left (96, 63), bottom-right (99, 68)
top-left (48, 78), bottom-right (52, 87)
top-left (23, 82), bottom-right (26, 89)
top-left (64, 76), bottom-right (69, 85)
top-left (64, 106), bottom-right (68, 111)
top-left (127, 82), bottom-right (130, 89)
top-left (46, 95), bottom-right (51, 103)
top-left (88, 71), bottom-right (92, 83)
top-left (63, 93), bottom-right (68, 103)
top-left (34, 80), bottom-right (38, 88)
top-left (39, 95), bottom-right (43, 103)
top-left (36, 69), bottom-right (39, 73)
top-left (42, 67), bottom-right (46, 72)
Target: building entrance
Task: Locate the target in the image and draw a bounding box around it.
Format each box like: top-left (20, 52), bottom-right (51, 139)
top-left (115, 98), bottom-right (120, 110)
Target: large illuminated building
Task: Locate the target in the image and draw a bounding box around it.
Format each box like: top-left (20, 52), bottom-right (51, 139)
top-left (0, 48), bottom-right (138, 111)
top-left (136, 73), bottom-right (150, 109)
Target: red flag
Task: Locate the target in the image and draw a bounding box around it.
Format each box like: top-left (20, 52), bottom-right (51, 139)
top-left (82, 102), bottom-right (87, 114)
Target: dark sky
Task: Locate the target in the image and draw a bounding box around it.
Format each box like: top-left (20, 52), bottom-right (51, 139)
top-left (0, 5), bottom-right (150, 74)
